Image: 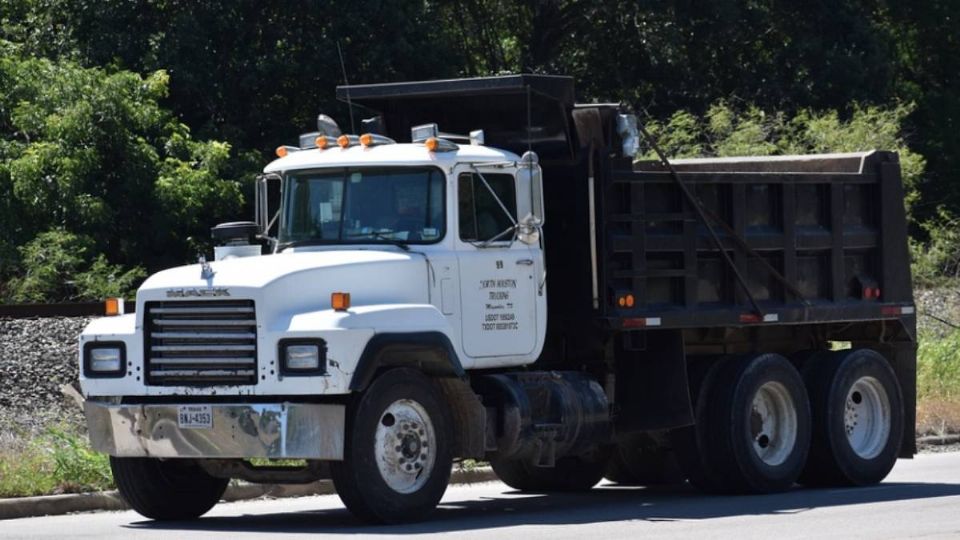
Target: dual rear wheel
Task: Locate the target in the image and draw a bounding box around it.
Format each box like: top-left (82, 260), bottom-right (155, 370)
top-left (672, 349), bottom-right (903, 494)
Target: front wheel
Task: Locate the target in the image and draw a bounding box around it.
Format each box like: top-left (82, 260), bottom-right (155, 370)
top-left (330, 368), bottom-right (453, 524)
top-left (110, 457), bottom-right (228, 520)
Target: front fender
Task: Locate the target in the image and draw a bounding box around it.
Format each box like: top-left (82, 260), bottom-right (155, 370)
top-left (324, 304), bottom-right (464, 392)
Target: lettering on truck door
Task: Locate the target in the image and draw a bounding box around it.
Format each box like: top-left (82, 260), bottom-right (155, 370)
top-left (455, 171), bottom-right (537, 357)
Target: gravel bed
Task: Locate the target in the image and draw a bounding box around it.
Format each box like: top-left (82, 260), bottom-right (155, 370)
top-left (915, 287), bottom-right (960, 336)
top-left (0, 317), bottom-right (90, 436)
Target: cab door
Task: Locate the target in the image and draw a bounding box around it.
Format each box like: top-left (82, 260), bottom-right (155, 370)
top-left (455, 169), bottom-right (538, 358)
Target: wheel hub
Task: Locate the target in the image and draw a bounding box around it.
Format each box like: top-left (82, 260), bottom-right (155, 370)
top-left (374, 399), bottom-right (436, 494)
top-left (844, 376), bottom-right (891, 459)
top-left (749, 381), bottom-right (798, 466)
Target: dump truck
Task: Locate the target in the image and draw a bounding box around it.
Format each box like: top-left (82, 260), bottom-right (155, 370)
top-left (79, 74), bottom-right (916, 523)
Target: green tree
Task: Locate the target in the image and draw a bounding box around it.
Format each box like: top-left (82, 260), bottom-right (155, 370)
top-left (0, 39), bottom-right (244, 300)
top-left (640, 100), bottom-right (924, 209)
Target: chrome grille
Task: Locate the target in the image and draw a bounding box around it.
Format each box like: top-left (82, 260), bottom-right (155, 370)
top-left (144, 300), bottom-right (258, 385)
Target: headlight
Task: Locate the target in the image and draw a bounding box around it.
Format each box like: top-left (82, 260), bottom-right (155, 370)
top-left (83, 342), bottom-right (126, 377)
top-left (279, 339), bottom-right (327, 375)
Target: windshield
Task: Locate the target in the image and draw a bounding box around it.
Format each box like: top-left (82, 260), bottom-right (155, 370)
top-left (278, 167), bottom-right (445, 247)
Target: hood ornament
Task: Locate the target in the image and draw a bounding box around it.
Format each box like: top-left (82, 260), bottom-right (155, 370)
top-left (199, 255), bottom-right (215, 280)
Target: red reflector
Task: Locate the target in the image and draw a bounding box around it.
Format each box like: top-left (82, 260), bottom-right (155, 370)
top-left (872, 288), bottom-right (881, 299)
top-left (739, 313), bottom-right (762, 323)
top-left (623, 318), bottom-right (647, 328)
top-left (881, 306), bottom-right (901, 316)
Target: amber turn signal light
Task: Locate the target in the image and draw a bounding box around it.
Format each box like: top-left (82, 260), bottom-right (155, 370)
top-left (105, 297), bottom-right (124, 316)
top-left (331, 292), bottom-right (351, 311)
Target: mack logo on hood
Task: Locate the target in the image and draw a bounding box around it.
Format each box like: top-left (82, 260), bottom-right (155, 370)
top-left (166, 288), bottom-right (231, 298)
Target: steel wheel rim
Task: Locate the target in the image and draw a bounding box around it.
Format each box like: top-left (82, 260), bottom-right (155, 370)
top-left (374, 399), bottom-right (437, 494)
top-left (750, 381), bottom-right (798, 466)
top-left (844, 376), bottom-right (891, 459)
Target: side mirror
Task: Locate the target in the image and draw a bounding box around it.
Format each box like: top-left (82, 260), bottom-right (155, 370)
top-left (517, 151), bottom-right (545, 225)
top-left (255, 173), bottom-right (283, 240)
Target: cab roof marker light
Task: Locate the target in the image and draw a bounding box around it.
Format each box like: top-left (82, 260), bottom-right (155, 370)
top-left (423, 136), bottom-right (459, 152)
top-left (359, 133), bottom-right (396, 147)
top-left (337, 135), bottom-right (360, 149)
top-left (275, 145), bottom-right (299, 158)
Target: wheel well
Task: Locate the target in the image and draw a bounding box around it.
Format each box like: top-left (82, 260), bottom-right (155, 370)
top-left (349, 332), bottom-right (465, 392)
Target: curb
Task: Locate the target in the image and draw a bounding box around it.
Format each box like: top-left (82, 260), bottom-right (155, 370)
top-left (0, 467), bottom-right (499, 521)
top-left (917, 434), bottom-right (960, 446)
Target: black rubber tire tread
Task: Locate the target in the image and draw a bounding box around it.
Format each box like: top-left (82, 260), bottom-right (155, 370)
top-left (703, 353), bottom-right (812, 494)
top-left (669, 356), bottom-right (732, 492)
top-left (330, 367), bottom-right (454, 524)
top-left (800, 348), bottom-right (904, 487)
top-left (492, 447), bottom-right (609, 492)
top-left (603, 432), bottom-right (684, 486)
top-left (110, 457), bottom-right (228, 521)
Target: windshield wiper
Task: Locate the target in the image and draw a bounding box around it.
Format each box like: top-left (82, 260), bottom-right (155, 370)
top-left (344, 232), bottom-right (411, 251)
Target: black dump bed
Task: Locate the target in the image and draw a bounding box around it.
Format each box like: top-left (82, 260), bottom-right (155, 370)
top-left (600, 151), bottom-right (914, 329)
top-left (338, 75), bottom-right (915, 333)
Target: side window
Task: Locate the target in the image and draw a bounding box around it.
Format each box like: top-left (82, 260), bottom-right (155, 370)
top-left (458, 173), bottom-right (517, 242)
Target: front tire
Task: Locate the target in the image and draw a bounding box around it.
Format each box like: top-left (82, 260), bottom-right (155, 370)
top-left (330, 368), bottom-right (453, 524)
top-left (110, 457), bottom-right (228, 520)
top-left (800, 348), bottom-right (904, 486)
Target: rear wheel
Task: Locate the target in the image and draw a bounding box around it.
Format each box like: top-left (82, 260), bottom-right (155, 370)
top-left (705, 353), bottom-right (812, 493)
top-left (330, 368), bottom-right (453, 524)
top-left (492, 447), bottom-right (608, 492)
top-left (110, 457), bottom-right (228, 520)
top-left (800, 348), bottom-right (903, 486)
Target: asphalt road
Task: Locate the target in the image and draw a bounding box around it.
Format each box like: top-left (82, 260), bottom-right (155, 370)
top-left (4, 452), bottom-right (960, 540)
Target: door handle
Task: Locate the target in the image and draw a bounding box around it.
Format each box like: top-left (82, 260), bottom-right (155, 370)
top-left (516, 259), bottom-right (534, 266)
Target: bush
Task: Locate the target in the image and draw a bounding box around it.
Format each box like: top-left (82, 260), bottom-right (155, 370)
top-left (912, 211), bottom-right (960, 287)
top-left (0, 425), bottom-right (114, 497)
top-left (6, 229), bottom-right (145, 302)
top-left (640, 101), bottom-right (925, 213)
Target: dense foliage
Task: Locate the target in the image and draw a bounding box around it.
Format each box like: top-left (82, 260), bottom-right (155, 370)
top-left (0, 0), bottom-right (957, 300)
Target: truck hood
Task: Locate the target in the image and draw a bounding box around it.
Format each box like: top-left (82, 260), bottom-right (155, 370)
top-left (137, 250), bottom-right (431, 323)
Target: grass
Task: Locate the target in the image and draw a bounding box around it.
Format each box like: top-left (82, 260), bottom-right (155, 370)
top-left (0, 425), bottom-right (113, 498)
top-left (917, 327), bottom-right (960, 436)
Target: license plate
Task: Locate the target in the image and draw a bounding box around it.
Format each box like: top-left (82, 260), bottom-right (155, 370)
top-left (177, 405), bottom-right (213, 429)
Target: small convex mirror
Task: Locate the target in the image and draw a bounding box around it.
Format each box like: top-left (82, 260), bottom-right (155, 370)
top-left (517, 213), bottom-right (542, 245)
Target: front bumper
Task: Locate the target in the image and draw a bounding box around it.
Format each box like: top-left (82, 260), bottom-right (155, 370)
top-left (84, 401), bottom-right (345, 460)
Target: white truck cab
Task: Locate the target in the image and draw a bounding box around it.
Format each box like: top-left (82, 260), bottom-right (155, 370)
top-left (80, 114), bottom-right (561, 524)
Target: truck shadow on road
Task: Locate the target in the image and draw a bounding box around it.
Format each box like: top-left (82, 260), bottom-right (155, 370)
top-left (126, 480), bottom-right (960, 534)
